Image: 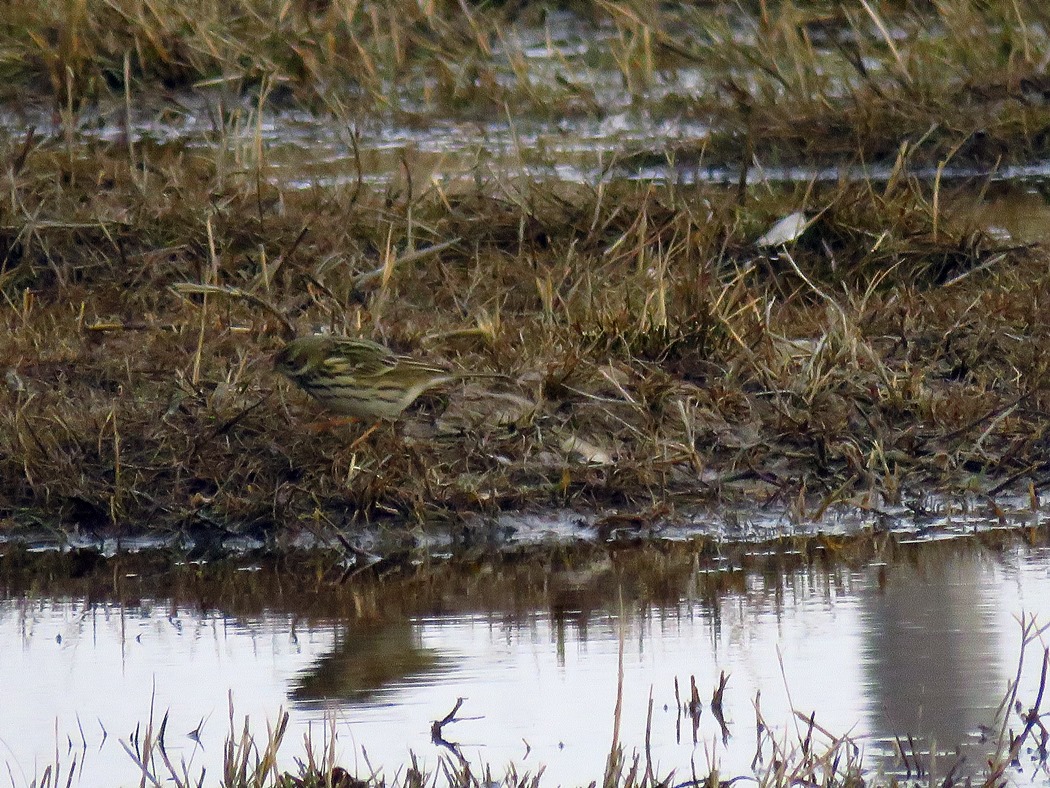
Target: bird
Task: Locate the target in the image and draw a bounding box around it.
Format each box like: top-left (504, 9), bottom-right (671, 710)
top-left (273, 334), bottom-right (463, 422)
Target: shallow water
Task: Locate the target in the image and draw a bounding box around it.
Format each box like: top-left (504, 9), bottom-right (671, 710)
top-left (4, 534), bottom-right (1050, 786)
top-left (8, 90), bottom-right (1050, 260)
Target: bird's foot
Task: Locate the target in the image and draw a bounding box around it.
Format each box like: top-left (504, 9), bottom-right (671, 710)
top-left (347, 420), bottom-right (383, 450)
top-left (306, 416), bottom-right (361, 433)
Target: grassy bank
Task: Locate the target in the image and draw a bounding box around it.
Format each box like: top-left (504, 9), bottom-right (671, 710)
top-left (5, 1), bottom-right (1050, 166)
top-left (3, 135), bottom-right (1048, 541)
top-left (3, 0), bottom-right (1050, 544)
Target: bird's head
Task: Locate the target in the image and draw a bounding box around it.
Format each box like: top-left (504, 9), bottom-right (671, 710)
top-left (273, 336), bottom-right (330, 379)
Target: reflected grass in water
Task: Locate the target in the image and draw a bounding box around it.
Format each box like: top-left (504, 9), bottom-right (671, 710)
top-left (6, 528), bottom-right (1050, 786)
top-left (15, 599), bottom-right (1050, 788)
top-left (3, 523), bottom-right (1049, 620)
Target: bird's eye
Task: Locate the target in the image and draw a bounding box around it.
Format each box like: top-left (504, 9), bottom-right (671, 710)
top-left (275, 351), bottom-right (301, 374)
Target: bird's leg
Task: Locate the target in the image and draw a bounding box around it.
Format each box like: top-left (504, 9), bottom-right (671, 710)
top-left (307, 416), bottom-right (360, 433)
top-left (347, 420), bottom-right (384, 450)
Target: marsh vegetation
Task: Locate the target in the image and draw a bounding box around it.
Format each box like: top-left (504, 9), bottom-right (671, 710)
top-left (5, 3), bottom-right (1050, 781)
top-left (4, 0), bottom-right (1050, 544)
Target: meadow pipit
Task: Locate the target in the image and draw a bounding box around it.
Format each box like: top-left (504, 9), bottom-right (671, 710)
top-left (274, 335), bottom-right (461, 422)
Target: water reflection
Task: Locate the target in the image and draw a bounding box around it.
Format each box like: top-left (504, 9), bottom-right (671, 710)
top-left (2, 536), bottom-right (1049, 785)
top-left (9, 95), bottom-right (1050, 202)
top-left (290, 622), bottom-right (445, 705)
top-left (862, 549), bottom-right (1001, 772)
top-left (948, 181), bottom-right (1050, 245)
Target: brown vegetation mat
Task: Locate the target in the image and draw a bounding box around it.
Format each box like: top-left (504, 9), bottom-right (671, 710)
top-left (1, 131), bottom-right (1050, 543)
top-left (4, 1), bottom-right (1050, 545)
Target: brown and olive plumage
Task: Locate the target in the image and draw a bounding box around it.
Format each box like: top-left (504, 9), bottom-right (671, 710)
top-left (274, 335), bottom-right (457, 421)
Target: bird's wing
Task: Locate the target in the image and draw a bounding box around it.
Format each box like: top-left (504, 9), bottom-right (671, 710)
top-left (328, 338), bottom-right (400, 376)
